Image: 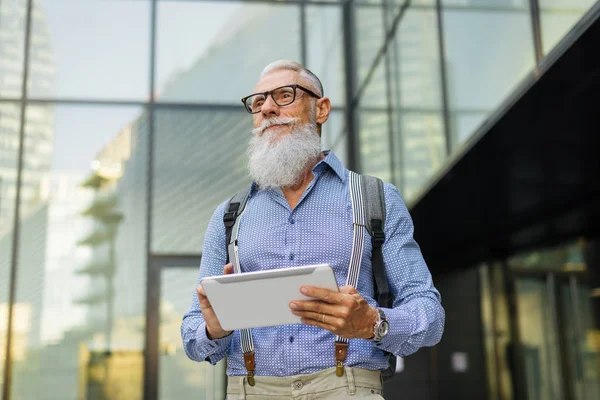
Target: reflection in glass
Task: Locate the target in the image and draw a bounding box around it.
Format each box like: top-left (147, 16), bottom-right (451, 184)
top-left (356, 5), bottom-right (384, 97)
top-left (156, 1), bottom-right (301, 104)
top-left (306, 5), bottom-right (345, 107)
top-left (479, 263), bottom-right (515, 400)
top-left (0, 1), bottom-right (26, 98)
top-left (152, 107), bottom-right (251, 254)
top-left (0, 102), bottom-right (22, 396)
top-left (515, 277), bottom-right (563, 400)
top-left (160, 267), bottom-right (226, 400)
top-left (560, 278), bottom-right (600, 400)
top-left (442, 6), bottom-right (535, 149)
top-left (390, 8), bottom-right (442, 110)
top-left (394, 112), bottom-right (445, 203)
top-left (389, 8), bottom-right (445, 202)
top-left (28, 0), bottom-right (150, 100)
top-left (359, 111), bottom-right (392, 183)
top-left (539, 0), bottom-right (598, 55)
top-left (9, 104), bottom-right (147, 399)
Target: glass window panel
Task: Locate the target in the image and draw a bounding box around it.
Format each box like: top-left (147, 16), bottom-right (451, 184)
top-left (359, 110), bottom-right (392, 183)
top-left (10, 104), bottom-right (147, 400)
top-left (539, 0), bottom-right (597, 55)
top-left (0, 2), bottom-right (26, 98)
top-left (450, 111), bottom-right (489, 147)
top-left (28, 0), bottom-right (150, 100)
top-left (442, 5), bottom-right (535, 150)
top-left (160, 267), bottom-right (226, 400)
top-left (152, 107), bottom-right (252, 253)
top-left (391, 8), bottom-right (443, 110)
top-left (394, 111), bottom-right (445, 203)
top-left (156, 1), bottom-right (301, 104)
top-left (306, 5), bottom-right (345, 107)
top-left (0, 102), bottom-right (21, 395)
top-left (356, 5), bottom-right (385, 95)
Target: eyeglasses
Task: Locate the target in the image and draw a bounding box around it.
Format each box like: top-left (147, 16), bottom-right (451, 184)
top-left (241, 84), bottom-right (321, 114)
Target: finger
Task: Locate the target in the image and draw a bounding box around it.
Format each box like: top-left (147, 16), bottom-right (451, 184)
top-left (300, 286), bottom-right (344, 304)
top-left (300, 315), bottom-right (344, 333)
top-left (290, 300), bottom-right (339, 316)
top-left (223, 263), bottom-right (234, 275)
top-left (293, 310), bottom-right (342, 327)
top-left (196, 285), bottom-right (206, 297)
top-left (339, 285), bottom-right (358, 295)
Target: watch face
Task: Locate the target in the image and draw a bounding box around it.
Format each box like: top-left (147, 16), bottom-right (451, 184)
top-left (377, 321), bottom-right (389, 338)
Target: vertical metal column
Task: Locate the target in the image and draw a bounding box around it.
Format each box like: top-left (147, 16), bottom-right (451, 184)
top-left (342, 0), bottom-right (360, 172)
top-left (382, 0), bottom-right (397, 185)
top-left (569, 275), bottom-right (587, 400)
top-left (143, 0), bottom-right (158, 398)
top-left (2, 1), bottom-right (33, 399)
top-left (434, 0), bottom-right (452, 155)
top-left (502, 262), bottom-right (528, 400)
top-left (529, 0), bottom-right (544, 67)
top-left (300, 1), bottom-right (307, 66)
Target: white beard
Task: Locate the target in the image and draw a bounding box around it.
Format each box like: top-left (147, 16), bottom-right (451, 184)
top-left (247, 117), bottom-right (322, 189)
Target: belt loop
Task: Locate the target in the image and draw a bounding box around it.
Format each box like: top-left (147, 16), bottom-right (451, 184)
top-left (238, 377), bottom-right (246, 400)
top-left (345, 367), bottom-right (356, 395)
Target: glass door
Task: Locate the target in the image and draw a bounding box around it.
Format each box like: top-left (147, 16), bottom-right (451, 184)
top-left (514, 274), bottom-right (563, 400)
top-left (513, 271), bottom-right (600, 400)
top-left (146, 256), bottom-right (226, 400)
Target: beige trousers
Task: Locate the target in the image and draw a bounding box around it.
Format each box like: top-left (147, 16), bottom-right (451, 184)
top-left (226, 367), bottom-right (384, 400)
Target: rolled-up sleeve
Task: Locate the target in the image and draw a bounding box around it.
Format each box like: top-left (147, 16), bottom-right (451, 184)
top-left (181, 201), bottom-right (232, 364)
top-left (374, 183), bottom-right (445, 357)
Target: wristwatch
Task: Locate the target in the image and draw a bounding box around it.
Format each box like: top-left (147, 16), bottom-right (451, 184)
top-left (372, 308), bottom-right (389, 342)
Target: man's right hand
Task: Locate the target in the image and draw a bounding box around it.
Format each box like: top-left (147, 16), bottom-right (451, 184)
top-left (196, 263), bottom-right (234, 339)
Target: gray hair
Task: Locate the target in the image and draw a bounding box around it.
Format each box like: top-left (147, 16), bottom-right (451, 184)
top-left (261, 60), bottom-right (324, 98)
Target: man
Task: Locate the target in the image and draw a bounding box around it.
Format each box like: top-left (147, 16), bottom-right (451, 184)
top-left (181, 60), bottom-right (445, 399)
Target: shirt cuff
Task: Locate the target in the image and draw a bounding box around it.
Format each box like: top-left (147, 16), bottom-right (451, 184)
top-left (195, 322), bottom-right (232, 359)
top-left (373, 306), bottom-right (411, 355)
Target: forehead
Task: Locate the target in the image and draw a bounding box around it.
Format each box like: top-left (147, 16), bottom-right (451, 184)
top-left (254, 69), bottom-right (301, 93)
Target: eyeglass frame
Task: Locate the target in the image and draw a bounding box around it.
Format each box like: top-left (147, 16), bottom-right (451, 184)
top-left (241, 84), bottom-right (322, 114)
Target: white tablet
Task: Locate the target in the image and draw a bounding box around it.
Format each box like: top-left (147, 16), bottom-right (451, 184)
top-left (199, 264), bottom-right (338, 331)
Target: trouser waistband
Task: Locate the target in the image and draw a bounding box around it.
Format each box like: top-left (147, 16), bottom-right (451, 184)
top-left (226, 367), bottom-right (382, 399)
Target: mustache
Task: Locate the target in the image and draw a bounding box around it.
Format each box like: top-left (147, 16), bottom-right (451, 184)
top-left (251, 116), bottom-right (300, 136)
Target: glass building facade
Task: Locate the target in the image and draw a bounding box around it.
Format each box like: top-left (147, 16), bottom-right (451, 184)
top-left (0, 0), bottom-right (598, 399)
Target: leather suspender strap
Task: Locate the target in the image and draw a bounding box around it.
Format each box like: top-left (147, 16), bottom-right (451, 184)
top-left (334, 171), bottom-right (367, 377)
top-left (224, 188), bottom-right (256, 385)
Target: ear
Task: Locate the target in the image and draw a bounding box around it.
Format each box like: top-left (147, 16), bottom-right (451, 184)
top-left (315, 97), bottom-right (331, 127)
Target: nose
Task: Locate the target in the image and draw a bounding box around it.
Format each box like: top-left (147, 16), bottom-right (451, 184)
top-left (261, 94), bottom-right (280, 118)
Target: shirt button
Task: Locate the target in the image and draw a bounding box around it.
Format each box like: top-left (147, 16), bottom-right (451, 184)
top-left (289, 336), bottom-right (294, 343)
top-left (290, 219), bottom-right (295, 224)
top-left (289, 254), bottom-right (295, 261)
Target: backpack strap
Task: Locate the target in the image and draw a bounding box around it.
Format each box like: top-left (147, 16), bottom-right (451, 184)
top-left (223, 186), bottom-right (256, 386)
top-left (362, 175), bottom-right (391, 308)
top-left (362, 174), bottom-right (397, 381)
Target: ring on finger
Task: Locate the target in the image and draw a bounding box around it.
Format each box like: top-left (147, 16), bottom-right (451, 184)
top-left (322, 314), bottom-right (326, 323)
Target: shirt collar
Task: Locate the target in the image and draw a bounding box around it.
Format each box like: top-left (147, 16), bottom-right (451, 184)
top-left (248, 150), bottom-right (347, 197)
top-left (312, 150), bottom-right (347, 183)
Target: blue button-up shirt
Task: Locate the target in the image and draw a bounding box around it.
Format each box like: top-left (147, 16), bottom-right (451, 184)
top-left (181, 151), bottom-right (444, 377)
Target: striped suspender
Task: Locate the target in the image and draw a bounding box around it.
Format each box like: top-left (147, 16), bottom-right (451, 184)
top-left (225, 190), bottom-right (256, 386)
top-left (335, 171), bottom-right (366, 376)
top-left (228, 172), bottom-right (366, 383)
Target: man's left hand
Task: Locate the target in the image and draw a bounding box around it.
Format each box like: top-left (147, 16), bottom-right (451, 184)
top-left (290, 286), bottom-right (378, 340)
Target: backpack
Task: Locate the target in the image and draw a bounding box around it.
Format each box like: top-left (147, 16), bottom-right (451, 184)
top-left (223, 174), bottom-right (397, 382)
